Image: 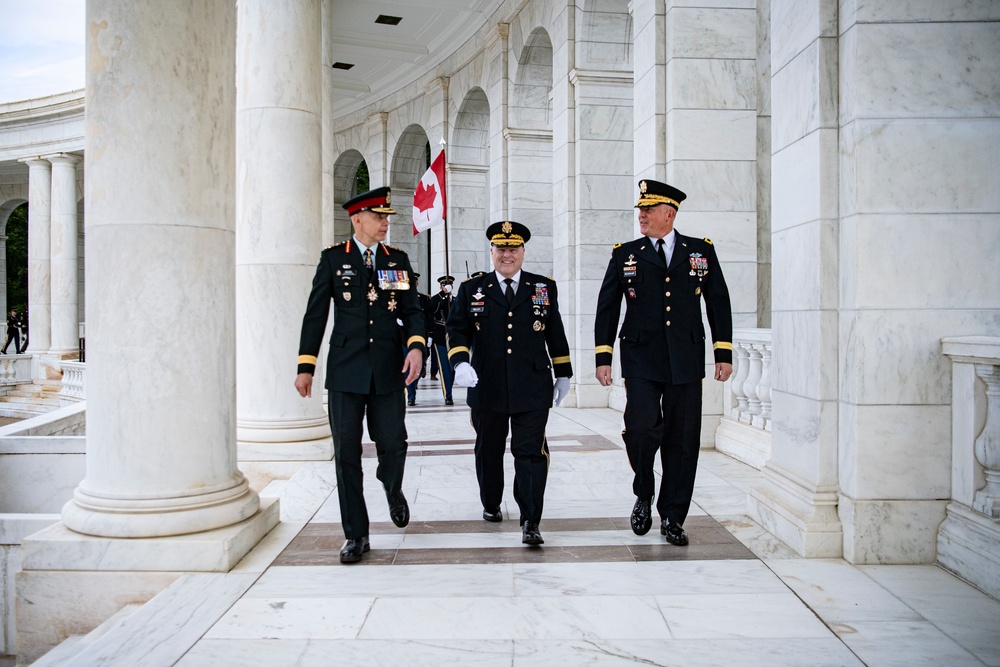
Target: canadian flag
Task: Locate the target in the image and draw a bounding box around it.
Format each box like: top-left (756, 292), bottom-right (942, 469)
top-left (412, 149), bottom-right (446, 235)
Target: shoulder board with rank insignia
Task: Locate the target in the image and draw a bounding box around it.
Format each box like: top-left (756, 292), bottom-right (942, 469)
top-left (385, 244), bottom-right (403, 252)
top-left (704, 238), bottom-right (713, 245)
top-left (613, 243), bottom-right (622, 249)
top-left (325, 241), bottom-right (346, 250)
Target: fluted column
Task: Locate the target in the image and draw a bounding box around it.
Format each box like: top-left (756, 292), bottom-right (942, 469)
top-left (235, 0), bottom-right (330, 460)
top-left (62, 0), bottom-right (259, 537)
top-left (18, 157), bottom-right (51, 353)
top-left (46, 152), bottom-right (81, 356)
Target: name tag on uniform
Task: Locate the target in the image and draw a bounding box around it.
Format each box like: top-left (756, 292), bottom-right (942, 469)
top-left (377, 270), bottom-right (410, 290)
top-left (470, 301), bottom-right (485, 313)
top-left (337, 268), bottom-right (357, 277)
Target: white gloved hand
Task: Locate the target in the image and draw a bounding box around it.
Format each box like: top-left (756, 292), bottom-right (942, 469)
top-left (553, 377), bottom-right (570, 406)
top-left (453, 362), bottom-right (479, 387)
top-left (427, 337), bottom-right (433, 347)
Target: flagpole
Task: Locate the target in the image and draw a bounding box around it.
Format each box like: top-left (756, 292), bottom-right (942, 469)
top-left (440, 139), bottom-right (449, 278)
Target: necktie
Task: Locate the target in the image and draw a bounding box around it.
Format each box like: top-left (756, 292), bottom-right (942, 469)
top-left (503, 278), bottom-right (514, 306)
top-left (656, 238), bottom-right (666, 265)
top-left (364, 248), bottom-right (373, 270)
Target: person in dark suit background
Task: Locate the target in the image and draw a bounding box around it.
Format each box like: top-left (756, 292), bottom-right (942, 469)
top-left (447, 221), bottom-right (572, 546)
top-left (427, 275), bottom-right (456, 405)
top-left (2, 308), bottom-right (23, 354)
top-left (594, 179), bottom-right (733, 547)
top-left (295, 186), bottom-right (426, 563)
top-left (405, 273), bottom-right (433, 406)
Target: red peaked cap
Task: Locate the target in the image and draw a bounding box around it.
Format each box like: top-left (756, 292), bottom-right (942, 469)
top-left (343, 186), bottom-right (397, 216)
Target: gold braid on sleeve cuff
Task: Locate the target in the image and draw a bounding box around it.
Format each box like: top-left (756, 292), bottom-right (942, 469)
top-left (713, 342), bottom-right (733, 351)
top-left (448, 346), bottom-right (470, 359)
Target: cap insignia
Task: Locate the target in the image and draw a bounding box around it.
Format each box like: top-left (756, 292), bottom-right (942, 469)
top-left (502, 221), bottom-right (513, 234)
top-left (639, 180), bottom-right (648, 194)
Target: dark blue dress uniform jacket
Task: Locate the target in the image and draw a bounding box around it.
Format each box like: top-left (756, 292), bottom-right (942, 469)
top-left (297, 240), bottom-right (427, 394)
top-left (447, 271), bottom-right (573, 413)
top-left (595, 232), bottom-right (732, 384)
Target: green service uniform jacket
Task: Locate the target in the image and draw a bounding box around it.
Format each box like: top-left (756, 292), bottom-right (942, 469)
top-left (447, 270), bottom-right (572, 413)
top-left (298, 240), bottom-right (427, 394)
top-left (594, 232), bottom-right (732, 384)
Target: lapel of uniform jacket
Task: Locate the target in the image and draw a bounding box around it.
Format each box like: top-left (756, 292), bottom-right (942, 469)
top-left (514, 275), bottom-right (534, 310)
top-left (483, 273), bottom-right (508, 307)
top-left (636, 237), bottom-right (662, 268)
top-left (669, 233), bottom-right (692, 273)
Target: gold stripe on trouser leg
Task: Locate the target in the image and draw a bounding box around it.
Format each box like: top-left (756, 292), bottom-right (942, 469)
top-left (541, 435), bottom-right (550, 470)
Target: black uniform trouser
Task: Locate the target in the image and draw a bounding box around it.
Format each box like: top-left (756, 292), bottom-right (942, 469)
top-left (1, 329), bottom-right (19, 354)
top-left (471, 408), bottom-right (550, 524)
top-left (622, 377), bottom-right (702, 526)
top-left (328, 383), bottom-right (408, 539)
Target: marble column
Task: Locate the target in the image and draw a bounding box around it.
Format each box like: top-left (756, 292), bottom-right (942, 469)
top-left (321, 0), bottom-right (336, 247)
top-left (747, 0), bottom-right (843, 557)
top-left (834, 1), bottom-right (999, 563)
top-left (46, 152), bottom-right (80, 356)
top-left (18, 157), bottom-right (51, 354)
top-left (61, 0), bottom-right (261, 539)
top-left (235, 0), bottom-right (330, 461)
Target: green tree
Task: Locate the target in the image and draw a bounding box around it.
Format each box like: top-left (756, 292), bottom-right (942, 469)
top-left (5, 203), bottom-right (28, 312)
top-left (355, 161), bottom-right (369, 194)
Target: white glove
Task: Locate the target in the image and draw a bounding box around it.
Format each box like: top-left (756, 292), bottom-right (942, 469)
top-left (454, 362), bottom-right (479, 387)
top-left (553, 377), bottom-right (570, 406)
top-left (427, 337), bottom-right (433, 347)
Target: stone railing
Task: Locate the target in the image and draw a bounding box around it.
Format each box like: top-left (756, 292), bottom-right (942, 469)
top-left (938, 336), bottom-right (1000, 600)
top-left (715, 328), bottom-right (772, 469)
top-left (0, 354), bottom-right (32, 385)
top-left (60, 361), bottom-right (86, 403)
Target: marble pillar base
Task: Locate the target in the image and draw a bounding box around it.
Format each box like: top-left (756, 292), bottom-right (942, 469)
top-left (15, 498), bottom-right (278, 662)
top-left (575, 384), bottom-right (610, 409)
top-left (747, 463), bottom-right (843, 557)
top-left (715, 417), bottom-right (771, 470)
top-left (26, 497), bottom-right (278, 572)
top-left (938, 502), bottom-right (1000, 600)
top-left (237, 417), bottom-right (333, 461)
top-left (608, 385), bottom-right (627, 412)
top-left (839, 495), bottom-right (947, 564)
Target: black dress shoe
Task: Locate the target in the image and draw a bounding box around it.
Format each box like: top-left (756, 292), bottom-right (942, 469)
top-left (445, 398), bottom-right (454, 406)
top-left (630, 497), bottom-right (653, 535)
top-left (482, 507), bottom-right (503, 522)
top-left (521, 521), bottom-right (544, 545)
top-left (407, 399), bottom-right (416, 406)
top-left (387, 491), bottom-right (410, 527)
top-left (339, 537), bottom-right (370, 563)
top-left (661, 520), bottom-right (689, 546)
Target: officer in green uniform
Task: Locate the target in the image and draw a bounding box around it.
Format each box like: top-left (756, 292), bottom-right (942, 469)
top-left (594, 180), bottom-right (733, 546)
top-left (295, 186), bottom-right (427, 563)
top-left (447, 221), bottom-right (573, 546)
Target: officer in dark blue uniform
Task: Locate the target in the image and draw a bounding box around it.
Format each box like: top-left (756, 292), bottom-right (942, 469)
top-left (295, 186), bottom-right (427, 563)
top-left (447, 221), bottom-right (572, 546)
top-left (595, 180), bottom-right (733, 546)
top-left (405, 273), bottom-right (432, 406)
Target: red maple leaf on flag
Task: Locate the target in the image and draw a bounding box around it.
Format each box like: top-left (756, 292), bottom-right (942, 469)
top-left (414, 181), bottom-right (438, 212)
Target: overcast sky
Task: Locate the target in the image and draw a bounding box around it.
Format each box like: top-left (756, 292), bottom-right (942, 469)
top-left (0, 0), bottom-right (85, 104)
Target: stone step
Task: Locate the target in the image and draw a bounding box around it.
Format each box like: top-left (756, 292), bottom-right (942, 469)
top-left (0, 395), bottom-right (61, 407)
top-left (32, 604), bottom-right (142, 666)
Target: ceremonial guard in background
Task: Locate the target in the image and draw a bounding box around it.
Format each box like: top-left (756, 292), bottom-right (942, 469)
top-left (427, 275), bottom-right (456, 405)
top-left (448, 221), bottom-right (572, 546)
top-left (405, 272), bottom-right (433, 406)
top-left (594, 180), bottom-right (733, 546)
top-left (295, 186), bottom-right (426, 563)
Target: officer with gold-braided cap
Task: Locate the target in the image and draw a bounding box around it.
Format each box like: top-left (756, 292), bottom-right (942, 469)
top-left (594, 179), bottom-right (733, 548)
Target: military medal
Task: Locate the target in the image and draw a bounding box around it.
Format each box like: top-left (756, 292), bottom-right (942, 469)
top-left (531, 284), bottom-right (550, 306)
top-left (367, 286), bottom-right (379, 303)
top-left (343, 292), bottom-right (351, 301)
top-left (387, 296), bottom-right (397, 311)
top-left (695, 287), bottom-right (701, 295)
top-left (533, 320), bottom-right (542, 331)
top-left (689, 253), bottom-right (708, 277)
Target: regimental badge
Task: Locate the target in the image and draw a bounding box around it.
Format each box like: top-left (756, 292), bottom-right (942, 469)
top-left (387, 296), bottom-right (398, 311)
top-left (533, 320), bottom-right (542, 331)
top-left (385, 191), bottom-right (392, 205)
top-left (502, 221), bottom-right (513, 234)
top-left (475, 322), bottom-right (481, 331)
top-left (343, 292), bottom-right (352, 301)
top-left (336, 270), bottom-right (342, 276)
top-left (689, 253), bottom-right (708, 277)
top-left (367, 286), bottom-right (379, 303)
top-left (695, 287), bottom-right (701, 296)
top-left (377, 270), bottom-right (411, 290)
top-left (473, 288), bottom-right (485, 300)
top-left (388, 261), bottom-right (397, 267)
top-left (531, 284), bottom-right (550, 307)
top-left (627, 287), bottom-right (637, 299)
top-left (533, 307), bottom-right (540, 316)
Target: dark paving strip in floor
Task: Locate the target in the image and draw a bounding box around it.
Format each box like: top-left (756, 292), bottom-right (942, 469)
top-left (272, 515), bottom-right (755, 567)
top-left (364, 434), bottom-right (619, 458)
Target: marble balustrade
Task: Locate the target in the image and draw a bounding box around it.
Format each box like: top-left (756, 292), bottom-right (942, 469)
top-left (0, 354), bottom-right (32, 385)
top-left (938, 336), bottom-right (1000, 600)
top-left (715, 328), bottom-right (772, 470)
top-left (59, 361), bottom-right (85, 403)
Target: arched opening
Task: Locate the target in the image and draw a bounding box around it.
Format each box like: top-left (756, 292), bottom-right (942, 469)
top-left (451, 87), bottom-right (491, 276)
top-left (389, 124), bottom-right (432, 278)
top-left (333, 149), bottom-right (369, 243)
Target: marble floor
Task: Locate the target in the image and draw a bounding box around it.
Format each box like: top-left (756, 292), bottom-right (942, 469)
top-left (29, 380), bottom-right (1000, 666)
